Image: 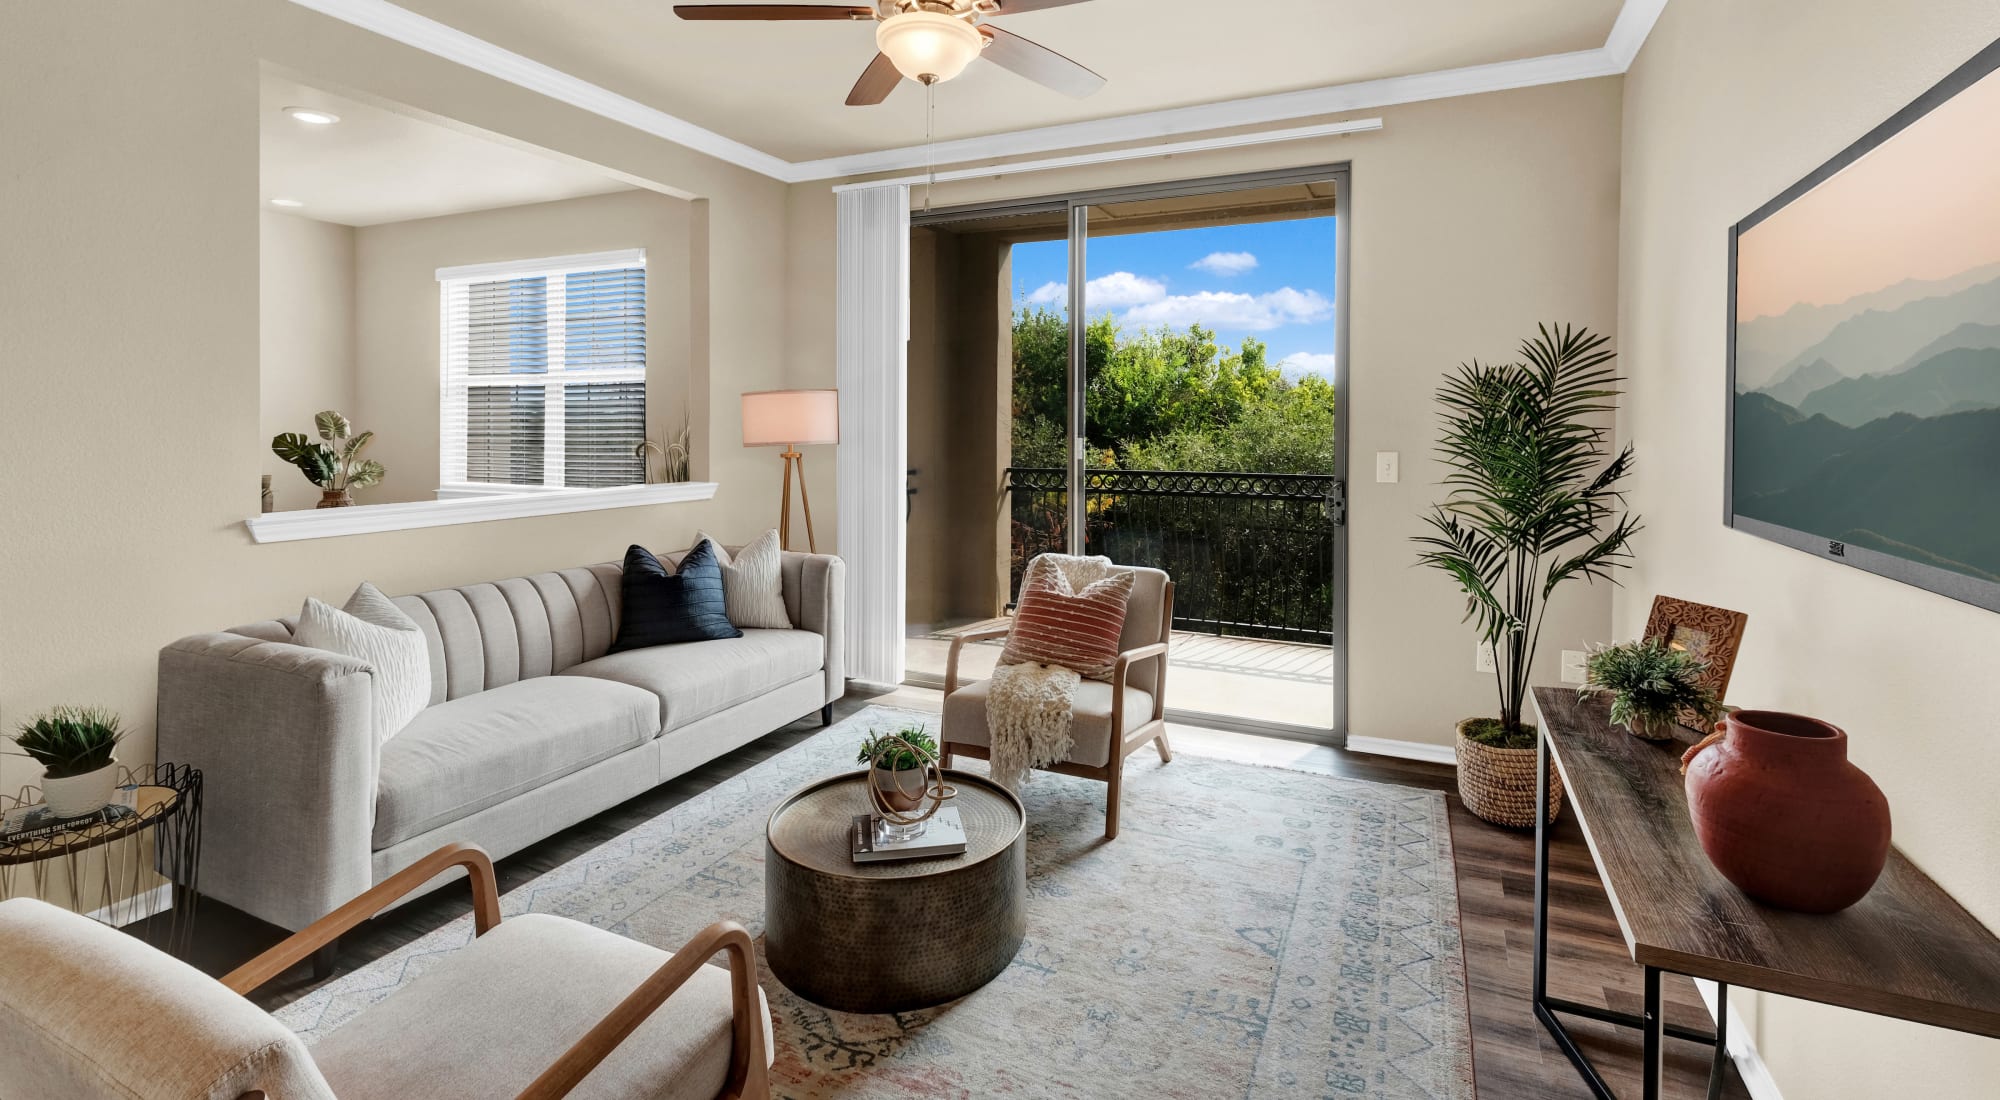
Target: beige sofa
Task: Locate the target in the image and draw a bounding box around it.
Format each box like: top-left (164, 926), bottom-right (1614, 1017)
top-left (157, 550), bottom-right (844, 935)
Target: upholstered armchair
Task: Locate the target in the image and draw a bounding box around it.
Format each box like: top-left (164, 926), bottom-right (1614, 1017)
top-left (940, 566), bottom-right (1175, 839)
top-left (0, 844), bottom-right (771, 1100)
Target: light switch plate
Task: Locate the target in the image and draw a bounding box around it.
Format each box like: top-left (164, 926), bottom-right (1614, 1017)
top-left (1561, 649), bottom-right (1589, 685)
top-left (1375, 451), bottom-right (1400, 483)
top-left (1475, 641), bottom-right (1496, 674)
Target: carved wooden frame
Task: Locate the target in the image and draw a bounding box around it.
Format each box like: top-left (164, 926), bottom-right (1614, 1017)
top-left (1642, 595), bottom-right (1748, 722)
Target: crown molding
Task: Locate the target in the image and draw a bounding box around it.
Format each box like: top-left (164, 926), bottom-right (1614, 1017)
top-left (285, 0), bottom-right (796, 180)
top-left (1604, 0), bottom-right (1672, 70)
top-left (288, 0), bottom-right (1670, 186)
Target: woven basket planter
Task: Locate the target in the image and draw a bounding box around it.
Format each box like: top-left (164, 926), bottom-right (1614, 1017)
top-left (1455, 719), bottom-right (1563, 829)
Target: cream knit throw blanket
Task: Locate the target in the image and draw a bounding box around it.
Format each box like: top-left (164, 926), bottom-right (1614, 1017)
top-left (985, 554), bottom-right (1118, 790)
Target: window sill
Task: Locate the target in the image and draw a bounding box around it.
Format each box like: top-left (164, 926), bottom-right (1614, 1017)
top-left (244, 481), bottom-right (719, 544)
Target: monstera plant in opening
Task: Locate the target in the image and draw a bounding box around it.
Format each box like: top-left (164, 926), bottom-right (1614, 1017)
top-left (1414, 325), bottom-right (1641, 828)
top-left (273, 410), bottom-right (385, 509)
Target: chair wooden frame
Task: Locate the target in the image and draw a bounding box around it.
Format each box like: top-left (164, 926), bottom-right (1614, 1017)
top-left (940, 581), bottom-right (1176, 840)
top-left (221, 843), bottom-right (769, 1100)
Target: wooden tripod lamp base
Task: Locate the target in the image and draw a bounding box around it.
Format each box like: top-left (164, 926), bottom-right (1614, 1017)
top-left (742, 389), bottom-right (839, 554)
top-left (777, 447), bottom-right (816, 553)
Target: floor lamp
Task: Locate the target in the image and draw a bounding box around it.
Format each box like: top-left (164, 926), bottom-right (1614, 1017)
top-left (741, 389), bottom-right (839, 552)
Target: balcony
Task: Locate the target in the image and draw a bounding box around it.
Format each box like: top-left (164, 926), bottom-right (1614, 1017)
top-left (905, 467), bottom-right (1340, 731)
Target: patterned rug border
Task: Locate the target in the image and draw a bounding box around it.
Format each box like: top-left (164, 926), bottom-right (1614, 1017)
top-left (277, 705), bottom-right (1475, 1098)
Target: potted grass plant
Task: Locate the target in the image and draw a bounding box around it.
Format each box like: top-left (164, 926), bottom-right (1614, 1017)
top-left (858, 724), bottom-right (939, 814)
top-left (11, 706), bottom-right (125, 817)
top-left (1579, 638), bottom-right (1721, 740)
top-left (1414, 324), bottom-right (1642, 828)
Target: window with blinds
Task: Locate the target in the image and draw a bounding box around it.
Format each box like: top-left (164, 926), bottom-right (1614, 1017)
top-left (438, 249), bottom-right (647, 492)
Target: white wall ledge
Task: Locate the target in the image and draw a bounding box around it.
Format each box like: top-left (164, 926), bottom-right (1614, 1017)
top-left (245, 481), bottom-right (718, 543)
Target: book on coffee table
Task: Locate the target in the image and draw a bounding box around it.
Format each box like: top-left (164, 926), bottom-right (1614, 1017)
top-left (851, 807), bottom-right (968, 863)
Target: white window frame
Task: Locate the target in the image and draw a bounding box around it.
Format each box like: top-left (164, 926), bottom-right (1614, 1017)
top-left (436, 248), bottom-right (647, 494)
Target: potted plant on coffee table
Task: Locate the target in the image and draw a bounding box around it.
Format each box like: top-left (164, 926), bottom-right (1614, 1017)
top-left (1414, 324), bottom-right (1641, 828)
top-left (10, 706), bottom-right (125, 818)
top-left (1579, 638), bottom-right (1721, 741)
top-left (857, 724), bottom-right (940, 814)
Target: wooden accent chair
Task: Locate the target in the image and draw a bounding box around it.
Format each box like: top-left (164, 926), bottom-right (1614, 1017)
top-left (940, 567), bottom-right (1174, 839)
top-left (0, 843), bottom-right (771, 1100)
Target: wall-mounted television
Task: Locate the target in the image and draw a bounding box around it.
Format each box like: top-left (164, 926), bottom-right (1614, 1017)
top-left (1727, 37), bottom-right (2000, 613)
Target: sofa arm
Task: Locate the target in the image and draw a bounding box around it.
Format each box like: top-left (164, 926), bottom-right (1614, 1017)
top-left (156, 633), bottom-right (378, 932)
top-left (781, 552), bottom-right (845, 706)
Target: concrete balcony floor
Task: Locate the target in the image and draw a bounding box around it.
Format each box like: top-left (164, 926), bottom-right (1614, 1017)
top-left (906, 617), bottom-right (1336, 731)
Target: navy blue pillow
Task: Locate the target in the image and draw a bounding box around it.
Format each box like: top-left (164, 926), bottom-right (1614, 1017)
top-left (611, 541), bottom-right (741, 651)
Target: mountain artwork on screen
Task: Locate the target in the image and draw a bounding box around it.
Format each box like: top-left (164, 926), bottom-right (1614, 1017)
top-left (1732, 58), bottom-right (2000, 587)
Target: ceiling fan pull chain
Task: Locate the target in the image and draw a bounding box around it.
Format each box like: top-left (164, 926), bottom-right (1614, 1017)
top-left (924, 77), bottom-right (937, 214)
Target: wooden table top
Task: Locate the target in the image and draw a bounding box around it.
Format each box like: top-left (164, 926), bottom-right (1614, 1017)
top-left (1533, 686), bottom-right (2000, 1039)
top-left (765, 769), bottom-right (1023, 881)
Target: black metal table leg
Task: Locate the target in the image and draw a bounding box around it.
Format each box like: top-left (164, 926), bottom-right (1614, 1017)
top-left (1642, 966), bottom-right (1664, 1100)
top-left (1707, 983), bottom-right (1731, 1100)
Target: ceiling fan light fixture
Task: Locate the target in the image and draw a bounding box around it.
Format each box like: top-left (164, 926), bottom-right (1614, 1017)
top-left (876, 10), bottom-right (983, 84)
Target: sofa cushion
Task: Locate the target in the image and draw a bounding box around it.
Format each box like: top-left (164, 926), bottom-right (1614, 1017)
top-left (612, 542), bottom-right (739, 652)
top-left (373, 677), bottom-right (658, 850)
top-left (561, 629), bottom-right (823, 734)
top-left (943, 678), bottom-right (1155, 769)
top-left (311, 913), bottom-right (771, 1100)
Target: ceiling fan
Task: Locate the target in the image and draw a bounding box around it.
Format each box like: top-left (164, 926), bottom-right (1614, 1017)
top-left (672, 1), bottom-right (1107, 106)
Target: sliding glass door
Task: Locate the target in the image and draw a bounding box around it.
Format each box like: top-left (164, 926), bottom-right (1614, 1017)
top-left (903, 167), bottom-right (1349, 742)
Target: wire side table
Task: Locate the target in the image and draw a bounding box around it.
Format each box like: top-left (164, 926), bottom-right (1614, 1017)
top-left (0, 762), bottom-right (203, 955)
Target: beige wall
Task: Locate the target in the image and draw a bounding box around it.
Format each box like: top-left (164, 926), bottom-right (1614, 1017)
top-left (1618, 2), bottom-right (2000, 1095)
top-left (0, 0), bottom-right (794, 793)
top-left (788, 78), bottom-right (1625, 743)
top-left (259, 211), bottom-right (357, 512)
top-left (351, 189), bottom-right (690, 504)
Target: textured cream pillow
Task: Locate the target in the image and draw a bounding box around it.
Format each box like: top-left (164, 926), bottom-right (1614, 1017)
top-left (294, 582), bottom-right (431, 747)
top-left (698, 529), bottom-right (791, 629)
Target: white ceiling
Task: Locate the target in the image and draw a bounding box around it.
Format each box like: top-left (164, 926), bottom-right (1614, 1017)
top-left (259, 73), bottom-right (635, 226)
top-left (384, 0), bottom-right (1630, 164)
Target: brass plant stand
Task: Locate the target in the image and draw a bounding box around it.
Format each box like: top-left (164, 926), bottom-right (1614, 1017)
top-left (764, 770), bottom-right (1025, 1013)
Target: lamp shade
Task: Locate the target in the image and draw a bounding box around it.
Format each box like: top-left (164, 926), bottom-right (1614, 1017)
top-left (741, 389), bottom-right (839, 448)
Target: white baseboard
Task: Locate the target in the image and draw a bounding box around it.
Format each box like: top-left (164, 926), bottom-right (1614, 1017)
top-left (84, 883), bottom-right (174, 927)
top-left (1345, 735), bottom-right (1459, 766)
top-left (1694, 979), bottom-right (1786, 1100)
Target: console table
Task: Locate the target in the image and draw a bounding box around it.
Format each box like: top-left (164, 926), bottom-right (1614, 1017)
top-left (1531, 687), bottom-right (2000, 1099)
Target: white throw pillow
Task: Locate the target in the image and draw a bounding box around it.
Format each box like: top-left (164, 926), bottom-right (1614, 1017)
top-left (698, 529), bottom-right (791, 629)
top-left (294, 582), bottom-right (431, 748)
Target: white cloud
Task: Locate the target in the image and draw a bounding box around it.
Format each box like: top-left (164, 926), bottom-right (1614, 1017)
top-left (1020, 271), bottom-right (1169, 310)
top-left (1281, 351), bottom-right (1339, 377)
top-left (1190, 251), bottom-right (1259, 277)
top-left (1120, 286), bottom-right (1334, 332)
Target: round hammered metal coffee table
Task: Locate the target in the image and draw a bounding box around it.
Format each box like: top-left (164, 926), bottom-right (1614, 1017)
top-left (764, 769), bottom-right (1025, 1013)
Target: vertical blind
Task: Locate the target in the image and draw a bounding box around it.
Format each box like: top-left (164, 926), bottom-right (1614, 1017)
top-left (438, 249), bottom-right (647, 491)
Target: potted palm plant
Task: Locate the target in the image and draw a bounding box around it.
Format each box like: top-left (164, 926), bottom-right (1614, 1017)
top-left (273, 410), bottom-right (385, 508)
top-left (1579, 638), bottom-right (1721, 740)
top-left (10, 707), bottom-right (125, 818)
top-left (1414, 324), bottom-right (1641, 828)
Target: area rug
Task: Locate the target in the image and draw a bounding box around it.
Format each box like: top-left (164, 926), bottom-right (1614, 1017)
top-left (277, 706), bottom-right (1473, 1099)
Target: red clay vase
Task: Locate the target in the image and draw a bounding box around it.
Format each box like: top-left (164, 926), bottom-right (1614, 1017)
top-left (1683, 710), bottom-right (1891, 913)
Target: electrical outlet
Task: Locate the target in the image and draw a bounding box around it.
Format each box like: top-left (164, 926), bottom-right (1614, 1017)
top-left (1561, 649), bottom-right (1589, 685)
top-left (1474, 641), bottom-right (1496, 674)
top-left (1374, 451), bottom-right (1400, 483)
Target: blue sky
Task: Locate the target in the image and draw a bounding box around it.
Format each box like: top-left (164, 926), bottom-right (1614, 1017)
top-left (1009, 216), bottom-right (1339, 378)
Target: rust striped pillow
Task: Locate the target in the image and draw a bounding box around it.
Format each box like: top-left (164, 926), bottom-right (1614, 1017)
top-left (1000, 563), bottom-right (1135, 679)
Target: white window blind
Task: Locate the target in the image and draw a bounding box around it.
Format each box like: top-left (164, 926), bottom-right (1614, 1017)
top-left (438, 248), bottom-right (647, 492)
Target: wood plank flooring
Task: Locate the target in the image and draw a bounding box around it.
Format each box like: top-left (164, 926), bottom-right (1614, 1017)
top-left (149, 685), bottom-right (1747, 1098)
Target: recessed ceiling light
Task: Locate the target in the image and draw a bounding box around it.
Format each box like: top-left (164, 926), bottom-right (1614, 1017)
top-left (269, 198), bottom-right (305, 208)
top-left (284, 106), bottom-right (340, 125)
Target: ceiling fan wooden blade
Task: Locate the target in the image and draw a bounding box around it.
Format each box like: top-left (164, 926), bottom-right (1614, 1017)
top-left (991, 0), bottom-right (1096, 12)
top-left (672, 4), bottom-right (873, 20)
top-left (846, 52), bottom-right (903, 106)
top-left (978, 25), bottom-right (1105, 98)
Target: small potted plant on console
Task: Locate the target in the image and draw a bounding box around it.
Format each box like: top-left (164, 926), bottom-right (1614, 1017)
top-left (1579, 638), bottom-right (1721, 740)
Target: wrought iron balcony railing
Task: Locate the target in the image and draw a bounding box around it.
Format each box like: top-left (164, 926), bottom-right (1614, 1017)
top-left (1004, 467), bottom-right (1343, 644)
